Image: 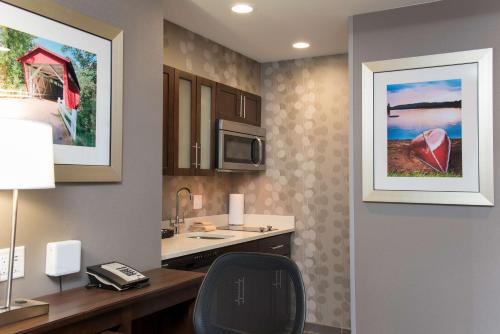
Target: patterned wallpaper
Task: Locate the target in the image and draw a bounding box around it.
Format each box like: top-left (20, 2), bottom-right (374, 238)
top-left (163, 21), bottom-right (260, 94)
top-left (237, 56), bottom-right (350, 328)
top-left (162, 174), bottom-right (235, 221)
top-left (163, 20), bottom-right (350, 329)
top-left (162, 20), bottom-right (260, 221)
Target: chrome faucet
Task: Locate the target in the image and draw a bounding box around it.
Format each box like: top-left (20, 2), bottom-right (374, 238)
top-left (174, 187), bottom-right (193, 234)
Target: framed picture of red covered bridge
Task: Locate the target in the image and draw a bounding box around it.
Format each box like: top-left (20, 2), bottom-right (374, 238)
top-left (0, 0), bottom-right (123, 182)
top-left (362, 49), bottom-right (494, 206)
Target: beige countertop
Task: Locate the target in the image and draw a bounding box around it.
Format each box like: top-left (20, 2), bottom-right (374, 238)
top-left (161, 214), bottom-right (295, 260)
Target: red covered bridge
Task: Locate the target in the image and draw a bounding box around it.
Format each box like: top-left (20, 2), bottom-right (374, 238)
top-left (17, 46), bottom-right (81, 139)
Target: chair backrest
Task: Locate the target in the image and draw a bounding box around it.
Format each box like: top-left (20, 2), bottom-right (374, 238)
top-left (193, 252), bottom-right (306, 334)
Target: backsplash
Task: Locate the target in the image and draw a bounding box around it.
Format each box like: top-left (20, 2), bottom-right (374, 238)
top-left (236, 55), bottom-right (350, 328)
top-left (162, 174), bottom-right (236, 221)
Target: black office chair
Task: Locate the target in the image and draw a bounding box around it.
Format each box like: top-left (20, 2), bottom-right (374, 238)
top-left (193, 252), bottom-right (306, 334)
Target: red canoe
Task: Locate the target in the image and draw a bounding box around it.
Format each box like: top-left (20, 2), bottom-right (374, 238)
top-left (410, 128), bottom-right (451, 173)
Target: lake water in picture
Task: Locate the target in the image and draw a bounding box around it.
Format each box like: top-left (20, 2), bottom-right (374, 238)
top-left (387, 108), bottom-right (462, 140)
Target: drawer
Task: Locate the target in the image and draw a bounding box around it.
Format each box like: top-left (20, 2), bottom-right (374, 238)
top-left (259, 233), bottom-right (291, 256)
top-left (225, 239), bottom-right (260, 253)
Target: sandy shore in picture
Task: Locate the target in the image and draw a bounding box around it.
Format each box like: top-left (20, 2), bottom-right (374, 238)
top-left (387, 139), bottom-right (462, 177)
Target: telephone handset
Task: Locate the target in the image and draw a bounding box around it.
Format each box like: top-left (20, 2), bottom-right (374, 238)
top-left (86, 262), bottom-right (149, 291)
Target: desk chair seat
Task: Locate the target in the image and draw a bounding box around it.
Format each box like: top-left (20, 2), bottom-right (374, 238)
top-left (193, 252), bottom-right (306, 334)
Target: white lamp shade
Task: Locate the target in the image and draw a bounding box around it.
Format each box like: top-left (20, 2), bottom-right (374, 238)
top-left (0, 119), bottom-right (55, 189)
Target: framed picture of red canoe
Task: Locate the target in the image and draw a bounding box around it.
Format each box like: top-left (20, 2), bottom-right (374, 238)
top-left (0, 0), bottom-right (123, 182)
top-left (362, 49), bottom-right (494, 206)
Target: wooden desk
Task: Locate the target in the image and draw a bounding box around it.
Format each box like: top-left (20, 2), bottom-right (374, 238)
top-left (0, 269), bottom-right (204, 334)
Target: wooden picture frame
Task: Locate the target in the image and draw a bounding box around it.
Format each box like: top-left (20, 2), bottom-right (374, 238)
top-left (1, 0), bottom-right (123, 182)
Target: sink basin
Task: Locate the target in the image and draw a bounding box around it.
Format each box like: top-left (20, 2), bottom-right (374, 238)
top-left (186, 233), bottom-right (234, 240)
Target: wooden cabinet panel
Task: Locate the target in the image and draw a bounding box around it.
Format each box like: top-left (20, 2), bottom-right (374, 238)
top-left (271, 268), bottom-right (292, 331)
top-left (164, 67), bottom-right (262, 175)
top-left (196, 78), bottom-right (216, 176)
top-left (259, 233), bottom-right (291, 256)
top-left (215, 265), bottom-right (273, 333)
top-left (216, 83), bottom-right (261, 126)
top-left (216, 83), bottom-right (241, 122)
top-left (241, 91), bottom-right (261, 126)
top-left (162, 65), bottom-right (174, 175)
top-left (162, 234), bottom-right (292, 271)
top-left (164, 69), bottom-right (217, 176)
top-left (173, 70), bottom-right (197, 176)
top-left (225, 239), bottom-right (260, 253)
top-left (162, 234), bottom-right (292, 333)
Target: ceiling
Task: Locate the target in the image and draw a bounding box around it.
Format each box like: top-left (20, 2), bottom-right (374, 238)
top-left (163, 0), bottom-right (436, 62)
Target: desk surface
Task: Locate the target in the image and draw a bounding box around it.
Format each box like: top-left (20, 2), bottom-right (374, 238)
top-left (0, 269), bottom-right (204, 334)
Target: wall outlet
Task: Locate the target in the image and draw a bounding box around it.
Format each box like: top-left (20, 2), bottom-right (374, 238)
top-left (0, 246), bottom-right (25, 282)
top-left (193, 195), bottom-right (202, 210)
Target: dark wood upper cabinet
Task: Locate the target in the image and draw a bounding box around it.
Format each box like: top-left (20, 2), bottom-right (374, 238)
top-left (241, 91), bottom-right (261, 126)
top-left (216, 83), bottom-right (241, 122)
top-left (195, 77), bottom-right (216, 176)
top-left (216, 83), bottom-right (261, 126)
top-left (173, 70), bottom-right (197, 176)
top-left (164, 68), bottom-right (261, 176)
top-left (163, 67), bottom-right (216, 176)
top-left (162, 65), bottom-right (174, 175)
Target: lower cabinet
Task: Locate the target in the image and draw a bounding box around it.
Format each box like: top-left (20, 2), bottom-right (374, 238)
top-left (161, 233), bottom-right (292, 271)
top-left (215, 264), bottom-right (273, 332)
top-left (162, 233), bottom-right (293, 332)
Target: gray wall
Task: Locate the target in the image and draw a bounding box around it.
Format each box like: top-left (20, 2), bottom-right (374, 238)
top-left (351, 1), bottom-right (500, 333)
top-left (0, 0), bottom-right (163, 299)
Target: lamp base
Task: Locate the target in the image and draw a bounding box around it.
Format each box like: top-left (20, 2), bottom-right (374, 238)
top-left (0, 299), bottom-right (49, 326)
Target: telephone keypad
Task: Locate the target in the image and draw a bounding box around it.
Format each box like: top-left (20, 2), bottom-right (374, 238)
top-left (118, 267), bottom-right (137, 276)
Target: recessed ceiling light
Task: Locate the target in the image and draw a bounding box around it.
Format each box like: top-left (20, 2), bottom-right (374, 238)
top-left (231, 3), bottom-right (253, 14)
top-left (293, 42), bottom-right (310, 49)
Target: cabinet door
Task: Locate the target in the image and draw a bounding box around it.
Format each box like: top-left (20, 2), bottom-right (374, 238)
top-left (173, 70), bottom-right (196, 175)
top-left (259, 233), bottom-right (291, 257)
top-left (162, 65), bottom-right (174, 175)
top-left (196, 78), bottom-right (216, 176)
top-left (272, 268), bottom-right (292, 331)
top-left (242, 91), bottom-right (261, 126)
top-left (216, 83), bottom-right (241, 122)
top-left (215, 267), bottom-right (273, 333)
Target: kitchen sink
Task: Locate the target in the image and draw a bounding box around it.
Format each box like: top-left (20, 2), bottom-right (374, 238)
top-left (186, 233), bottom-right (234, 240)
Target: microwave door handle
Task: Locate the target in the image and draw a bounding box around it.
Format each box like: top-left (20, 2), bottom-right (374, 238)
top-left (257, 137), bottom-right (263, 165)
top-left (253, 137), bottom-right (263, 167)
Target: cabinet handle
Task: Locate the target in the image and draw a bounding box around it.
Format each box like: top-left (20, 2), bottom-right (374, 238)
top-left (271, 244), bottom-right (284, 250)
top-left (192, 142), bottom-right (200, 168)
top-left (234, 277), bottom-right (245, 306)
top-left (239, 95), bottom-right (243, 118)
top-left (243, 96), bottom-right (246, 118)
top-left (273, 270), bottom-right (282, 288)
top-left (197, 143), bottom-right (201, 168)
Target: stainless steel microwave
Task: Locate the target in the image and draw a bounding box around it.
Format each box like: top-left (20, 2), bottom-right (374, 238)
top-left (216, 120), bottom-right (266, 171)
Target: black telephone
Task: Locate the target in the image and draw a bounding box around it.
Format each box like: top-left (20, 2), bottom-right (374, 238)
top-left (86, 262), bottom-right (149, 291)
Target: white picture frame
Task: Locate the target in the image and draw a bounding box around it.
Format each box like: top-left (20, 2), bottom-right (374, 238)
top-left (362, 49), bottom-right (494, 206)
